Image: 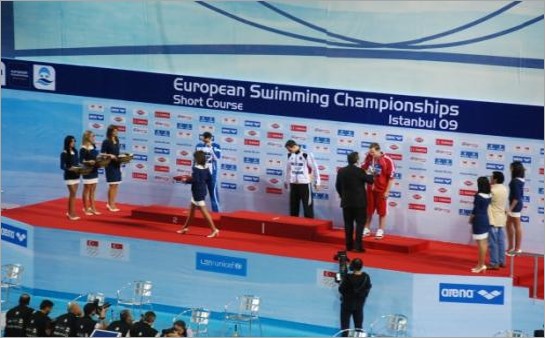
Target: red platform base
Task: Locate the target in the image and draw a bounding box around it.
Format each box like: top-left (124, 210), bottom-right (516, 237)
top-left (131, 205), bottom-right (221, 228)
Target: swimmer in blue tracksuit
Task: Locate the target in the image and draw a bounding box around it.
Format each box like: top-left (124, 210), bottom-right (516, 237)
top-left (194, 131), bottom-right (221, 212)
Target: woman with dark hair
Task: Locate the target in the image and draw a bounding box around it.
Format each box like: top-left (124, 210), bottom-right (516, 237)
top-left (176, 150), bottom-right (219, 238)
top-left (60, 135), bottom-right (81, 220)
top-left (80, 130), bottom-right (100, 215)
top-left (101, 125), bottom-right (122, 212)
top-left (506, 161), bottom-right (525, 256)
top-left (468, 176), bottom-right (492, 273)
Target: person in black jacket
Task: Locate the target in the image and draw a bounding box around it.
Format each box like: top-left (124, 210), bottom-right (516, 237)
top-left (129, 311), bottom-right (159, 337)
top-left (338, 258), bottom-right (372, 336)
top-left (336, 152), bottom-right (374, 252)
top-left (26, 299), bottom-right (55, 337)
top-left (51, 302), bottom-right (82, 337)
top-left (74, 302), bottom-right (108, 337)
top-left (60, 135), bottom-right (81, 220)
top-left (4, 294), bottom-right (34, 337)
top-left (106, 309), bottom-right (133, 336)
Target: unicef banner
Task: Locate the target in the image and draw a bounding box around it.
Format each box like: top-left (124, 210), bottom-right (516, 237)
top-left (1, 58), bottom-right (544, 253)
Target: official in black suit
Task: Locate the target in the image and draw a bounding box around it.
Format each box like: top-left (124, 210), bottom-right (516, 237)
top-left (336, 152), bottom-right (374, 252)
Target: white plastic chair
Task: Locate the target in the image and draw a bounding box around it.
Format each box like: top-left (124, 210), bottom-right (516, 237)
top-left (1, 264), bottom-right (24, 306)
top-left (116, 281), bottom-right (153, 315)
top-left (223, 295), bottom-right (262, 336)
top-left (173, 308), bottom-right (210, 336)
top-left (368, 314), bottom-right (408, 337)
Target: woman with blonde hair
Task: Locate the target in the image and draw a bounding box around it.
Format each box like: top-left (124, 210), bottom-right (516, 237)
top-left (80, 130), bottom-right (100, 215)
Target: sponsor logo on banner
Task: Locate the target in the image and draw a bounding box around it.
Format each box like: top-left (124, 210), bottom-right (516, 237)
top-left (266, 168), bottom-right (283, 176)
top-left (244, 157), bottom-right (260, 164)
top-left (177, 131), bottom-right (193, 139)
top-left (132, 172), bottom-right (148, 180)
top-left (436, 138), bottom-right (454, 146)
top-left (413, 136), bottom-right (425, 144)
top-left (153, 175), bottom-right (171, 183)
top-left (411, 193), bottom-right (424, 201)
top-left (539, 187), bottom-right (544, 195)
top-left (133, 109), bottom-right (148, 117)
top-left (154, 120), bottom-right (172, 128)
top-left (362, 131), bottom-right (379, 138)
top-left (338, 129), bottom-right (355, 137)
top-left (155, 111), bottom-right (171, 119)
top-left (409, 156), bottom-right (427, 164)
top-left (408, 174), bottom-right (425, 182)
top-left (337, 148), bottom-right (352, 155)
top-left (175, 123), bottom-right (192, 130)
top-left (389, 201), bottom-right (398, 207)
top-left (244, 139), bottom-right (260, 146)
top-left (87, 103), bottom-right (105, 112)
top-left (386, 153), bottom-right (402, 161)
top-left (199, 125), bottom-right (215, 133)
top-left (154, 156), bottom-right (169, 164)
top-left (154, 165), bottom-right (170, 173)
top-left (80, 239), bottom-right (130, 261)
top-left (313, 192), bottom-right (329, 200)
top-left (154, 129), bottom-right (170, 137)
top-left (196, 252), bottom-right (247, 276)
top-left (154, 147), bottom-right (170, 155)
top-left (176, 159), bottom-right (192, 166)
top-left (389, 191), bottom-right (402, 198)
top-left (133, 118), bottom-right (148, 126)
top-left (245, 185), bottom-right (259, 192)
top-left (88, 113), bottom-right (104, 121)
top-left (199, 116), bottom-right (214, 123)
top-left (314, 137), bottom-right (330, 144)
top-left (410, 146), bottom-right (428, 154)
top-left (460, 159), bottom-right (478, 168)
top-left (522, 195), bottom-right (530, 203)
top-left (245, 120), bottom-right (261, 128)
top-left (33, 65), bottom-right (56, 90)
top-left (385, 134), bottom-right (403, 142)
top-left (521, 216), bottom-right (529, 223)
top-left (266, 187), bottom-right (283, 194)
top-left (221, 182), bottom-right (237, 190)
top-left (245, 130), bottom-right (260, 138)
top-left (8, 62), bottom-right (31, 87)
top-left (268, 178), bottom-right (282, 186)
top-left (538, 207), bottom-right (544, 214)
top-left (512, 156), bottom-right (531, 164)
top-left (436, 186), bottom-right (450, 194)
top-left (109, 242), bottom-right (128, 259)
top-left (486, 153), bottom-right (505, 162)
top-left (1, 223), bottom-right (28, 248)
top-left (133, 154), bottom-right (148, 161)
top-left (436, 149), bottom-right (454, 156)
top-left (221, 164), bottom-right (237, 171)
top-left (486, 163), bottom-right (505, 170)
top-left (459, 189), bottom-right (477, 196)
top-left (222, 127), bottom-right (238, 135)
top-left (132, 144), bottom-right (148, 154)
top-left (222, 136), bottom-right (236, 144)
top-left (314, 127), bottom-right (331, 134)
top-left (114, 125), bottom-right (126, 133)
top-left (0, 61), bottom-right (5, 86)
top-left (460, 151), bottom-right (478, 159)
top-left (265, 157), bottom-right (281, 167)
top-left (361, 141), bottom-right (372, 149)
top-left (461, 141), bottom-right (479, 149)
top-left (434, 196), bottom-right (452, 204)
top-left (291, 124), bottom-right (307, 132)
top-left (133, 163), bottom-right (147, 171)
top-left (133, 126), bottom-right (149, 135)
top-left (512, 145), bottom-right (532, 154)
top-left (409, 203), bottom-right (426, 211)
top-left (409, 184), bottom-right (426, 191)
top-left (176, 113), bottom-right (192, 121)
top-left (111, 115), bottom-right (126, 124)
top-left (393, 172), bottom-right (402, 180)
top-left (314, 145), bottom-right (330, 153)
top-left (434, 206), bottom-right (451, 213)
top-left (110, 106), bottom-right (126, 114)
top-left (439, 283), bottom-right (504, 305)
top-left (243, 175), bottom-right (260, 183)
top-left (317, 269), bottom-right (338, 288)
top-left (435, 158), bottom-right (453, 166)
top-left (267, 132), bottom-right (284, 139)
top-left (222, 155), bottom-right (237, 163)
top-left (222, 117), bottom-right (238, 125)
top-left (269, 122), bottom-right (282, 130)
top-left (461, 179), bottom-right (475, 188)
top-left (487, 143), bottom-right (505, 151)
top-left (221, 172), bottom-right (238, 180)
top-left (388, 144), bottom-right (400, 151)
top-left (459, 209), bottom-right (473, 216)
top-left (243, 165), bottom-right (260, 174)
top-left (337, 138), bottom-right (355, 146)
top-left (89, 122), bottom-right (105, 130)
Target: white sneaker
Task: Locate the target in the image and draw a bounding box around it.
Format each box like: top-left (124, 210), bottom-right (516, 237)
top-left (375, 229), bottom-right (384, 239)
top-left (363, 228), bottom-right (371, 237)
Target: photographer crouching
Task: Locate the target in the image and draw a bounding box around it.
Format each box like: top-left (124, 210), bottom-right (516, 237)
top-left (338, 257), bottom-right (372, 336)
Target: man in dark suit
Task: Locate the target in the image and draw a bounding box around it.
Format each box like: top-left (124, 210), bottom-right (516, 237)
top-left (336, 152), bottom-right (374, 252)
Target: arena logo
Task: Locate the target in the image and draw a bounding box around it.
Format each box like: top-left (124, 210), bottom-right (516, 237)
top-left (133, 118), bottom-right (148, 126)
top-left (154, 147), bottom-right (170, 155)
top-left (361, 141), bottom-right (373, 149)
top-left (439, 283), bottom-right (504, 305)
top-left (408, 184), bottom-right (426, 191)
top-left (199, 116), bottom-right (215, 123)
top-left (222, 127), bottom-right (238, 135)
top-left (1, 223), bottom-right (28, 248)
top-left (410, 146), bottom-right (428, 154)
top-left (88, 113), bottom-right (104, 121)
top-left (541, 148), bottom-right (544, 156)
top-left (512, 156), bottom-right (531, 164)
top-left (110, 106), bottom-right (126, 114)
top-left (313, 192), bottom-right (329, 200)
top-left (221, 182), bottom-right (237, 190)
top-left (243, 175), bottom-right (260, 183)
top-left (221, 164), bottom-right (237, 171)
top-left (336, 148), bottom-right (352, 155)
top-left (291, 124), bottom-right (307, 132)
top-left (539, 187), bottom-right (544, 195)
top-left (244, 157), bottom-right (260, 164)
top-left (539, 207), bottom-right (544, 215)
top-left (436, 138), bottom-right (454, 146)
top-left (222, 117), bottom-right (238, 125)
top-left (133, 154), bottom-right (148, 161)
top-left (245, 139), bottom-right (260, 147)
top-left (487, 143), bottom-right (505, 152)
top-left (408, 203), bottom-right (426, 211)
top-left (389, 191), bottom-right (402, 198)
top-left (133, 109), bottom-right (148, 117)
top-left (486, 163), bottom-right (505, 171)
top-left (267, 132), bottom-right (284, 139)
top-left (244, 120), bottom-right (261, 128)
top-left (338, 129), bottom-right (355, 137)
top-left (385, 134), bottom-right (403, 142)
top-left (177, 123), bottom-right (192, 130)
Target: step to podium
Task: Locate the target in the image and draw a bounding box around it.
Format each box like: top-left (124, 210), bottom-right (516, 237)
top-left (316, 230), bottom-right (430, 254)
top-left (131, 205), bottom-right (221, 228)
top-left (220, 211), bottom-right (332, 240)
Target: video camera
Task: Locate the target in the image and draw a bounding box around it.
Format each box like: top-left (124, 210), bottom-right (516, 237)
top-left (333, 250), bottom-right (350, 283)
top-left (92, 299), bottom-right (111, 313)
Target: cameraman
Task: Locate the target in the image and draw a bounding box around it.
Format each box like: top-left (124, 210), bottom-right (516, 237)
top-left (338, 258), bottom-right (372, 336)
top-left (52, 302), bottom-right (82, 337)
top-left (129, 311), bottom-right (159, 337)
top-left (107, 309), bottom-right (133, 336)
top-left (74, 302), bottom-right (109, 337)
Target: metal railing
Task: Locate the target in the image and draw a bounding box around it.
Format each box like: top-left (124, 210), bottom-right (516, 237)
top-left (509, 251), bottom-right (544, 299)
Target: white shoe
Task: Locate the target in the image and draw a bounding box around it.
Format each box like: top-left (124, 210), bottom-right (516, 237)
top-left (375, 229), bottom-right (384, 239)
top-left (106, 204), bottom-right (120, 212)
top-left (363, 228), bottom-right (371, 237)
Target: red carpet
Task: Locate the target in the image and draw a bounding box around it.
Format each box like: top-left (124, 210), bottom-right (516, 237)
top-left (2, 198), bottom-right (543, 299)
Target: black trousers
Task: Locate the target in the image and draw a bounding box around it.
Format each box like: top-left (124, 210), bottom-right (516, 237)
top-left (340, 305), bottom-right (364, 336)
top-left (342, 207), bottom-right (366, 251)
top-left (289, 183), bottom-right (314, 218)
